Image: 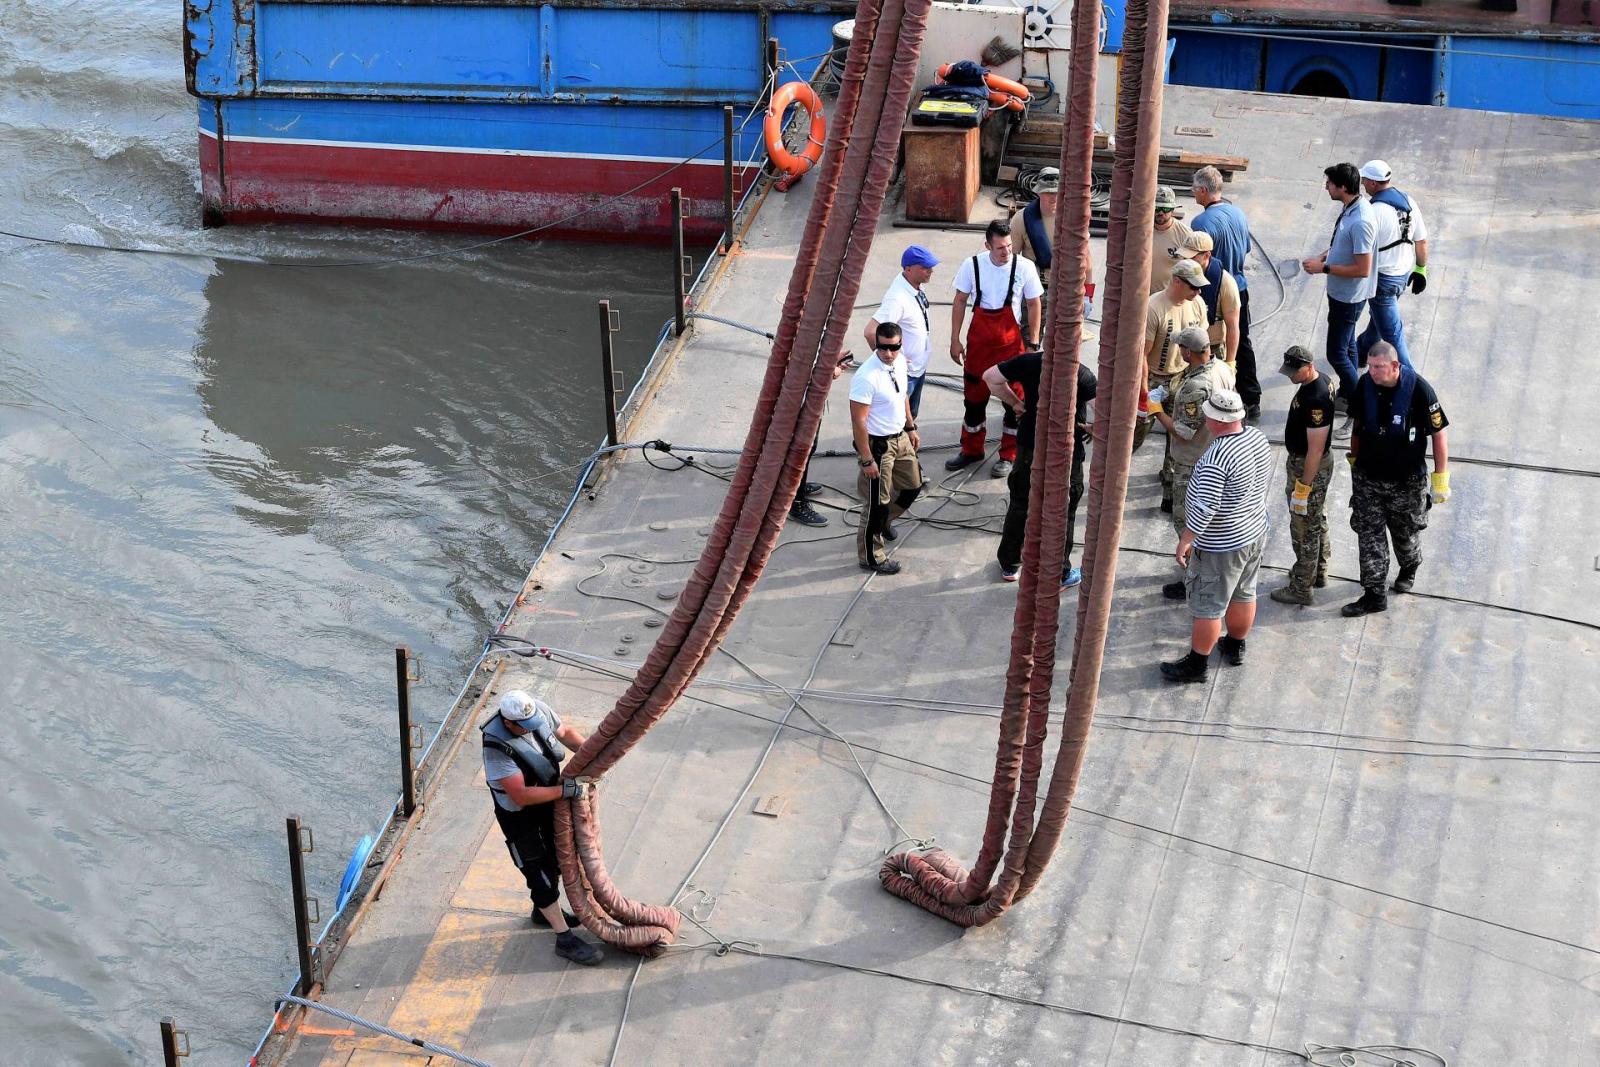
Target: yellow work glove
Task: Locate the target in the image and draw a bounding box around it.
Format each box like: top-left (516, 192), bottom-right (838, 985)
top-left (1431, 470), bottom-right (1451, 504)
top-left (1289, 480), bottom-right (1312, 516)
top-left (1346, 454), bottom-right (1356, 468)
top-left (1146, 399), bottom-right (1163, 416)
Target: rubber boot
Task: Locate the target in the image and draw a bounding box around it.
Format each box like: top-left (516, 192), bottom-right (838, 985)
top-left (1159, 649), bottom-right (1209, 684)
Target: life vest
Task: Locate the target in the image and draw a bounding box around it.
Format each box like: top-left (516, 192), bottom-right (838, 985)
top-left (1196, 255), bottom-right (1223, 325)
top-left (481, 712), bottom-right (564, 803)
top-left (1359, 364), bottom-right (1417, 442)
top-left (1370, 187), bottom-right (1415, 252)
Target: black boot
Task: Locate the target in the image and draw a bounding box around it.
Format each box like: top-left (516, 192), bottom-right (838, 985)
top-left (789, 501), bottom-right (827, 527)
top-left (1159, 649), bottom-right (1209, 684)
top-left (555, 931), bottom-right (604, 966)
top-left (531, 909), bottom-right (581, 929)
top-left (944, 452), bottom-right (982, 471)
top-left (1218, 635), bottom-right (1246, 666)
top-left (1341, 591), bottom-right (1388, 617)
top-left (1391, 563), bottom-right (1418, 593)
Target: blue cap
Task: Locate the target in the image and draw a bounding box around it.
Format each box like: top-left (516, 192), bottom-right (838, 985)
top-left (901, 245), bottom-right (939, 269)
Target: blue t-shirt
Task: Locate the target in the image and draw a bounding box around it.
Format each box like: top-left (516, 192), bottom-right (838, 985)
top-left (1191, 202), bottom-right (1251, 292)
top-left (1326, 198), bottom-right (1377, 304)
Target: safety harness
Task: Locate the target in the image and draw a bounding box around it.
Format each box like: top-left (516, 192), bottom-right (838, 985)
top-left (1370, 187), bottom-right (1415, 251)
top-left (482, 712), bottom-right (565, 804)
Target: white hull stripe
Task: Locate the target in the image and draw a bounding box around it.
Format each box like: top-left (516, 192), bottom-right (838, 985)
top-left (198, 126), bottom-right (742, 168)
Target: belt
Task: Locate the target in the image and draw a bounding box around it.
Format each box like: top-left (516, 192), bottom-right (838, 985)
top-left (869, 430), bottom-right (906, 443)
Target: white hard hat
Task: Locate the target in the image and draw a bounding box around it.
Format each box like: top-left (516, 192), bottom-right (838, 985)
top-left (1359, 159), bottom-right (1392, 182)
top-left (498, 690), bottom-right (546, 723)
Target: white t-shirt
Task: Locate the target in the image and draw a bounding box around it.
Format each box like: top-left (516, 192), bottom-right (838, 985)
top-left (847, 354), bottom-right (908, 436)
top-left (873, 274), bottom-right (932, 377)
top-left (952, 253), bottom-right (1044, 321)
top-left (1368, 191), bottom-right (1429, 278)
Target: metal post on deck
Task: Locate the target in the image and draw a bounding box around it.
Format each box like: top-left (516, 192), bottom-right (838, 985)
top-left (765, 37), bottom-right (780, 106)
top-left (285, 816), bottom-right (318, 995)
top-left (722, 105), bottom-right (736, 254)
top-left (159, 1017), bottom-right (188, 1066)
top-left (395, 646), bottom-right (418, 818)
top-left (597, 301), bottom-right (620, 446)
top-left (670, 189), bottom-right (688, 335)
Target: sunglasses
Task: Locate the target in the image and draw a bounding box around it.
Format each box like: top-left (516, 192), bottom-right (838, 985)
top-left (877, 342), bottom-right (902, 351)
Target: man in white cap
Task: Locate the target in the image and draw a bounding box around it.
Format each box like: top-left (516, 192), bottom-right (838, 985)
top-left (1355, 159), bottom-right (1428, 370)
top-left (481, 689), bottom-right (604, 964)
top-left (1160, 389), bottom-right (1273, 684)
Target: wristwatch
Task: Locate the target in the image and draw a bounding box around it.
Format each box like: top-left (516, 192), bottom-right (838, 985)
top-left (859, 457), bottom-right (873, 468)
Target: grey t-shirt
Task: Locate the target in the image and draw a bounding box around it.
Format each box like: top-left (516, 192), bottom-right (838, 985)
top-left (1326, 198), bottom-right (1377, 304)
top-left (483, 706), bottom-right (564, 811)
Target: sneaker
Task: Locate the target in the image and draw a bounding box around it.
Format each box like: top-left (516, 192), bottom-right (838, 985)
top-left (1159, 650), bottom-right (1209, 684)
top-left (1270, 585), bottom-right (1313, 606)
top-left (1391, 564), bottom-right (1418, 594)
top-left (1218, 635), bottom-right (1246, 666)
top-left (1334, 394), bottom-right (1349, 415)
top-left (1314, 572), bottom-right (1329, 589)
top-left (554, 931), bottom-right (604, 966)
top-left (801, 481), bottom-right (824, 497)
top-left (1162, 580), bottom-right (1187, 601)
top-left (860, 559), bottom-right (902, 575)
top-left (531, 909), bottom-right (581, 930)
top-left (1334, 417), bottom-right (1352, 440)
top-left (991, 458), bottom-right (1014, 479)
top-left (789, 502), bottom-right (827, 527)
top-left (1159, 497), bottom-right (1173, 514)
top-left (1245, 403), bottom-right (1261, 422)
top-left (1340, 592), bottom-right (1388, 617)
top-left (1062, 567), bottom-right (1082, 588)
top-left (1000, 563), bottom-right (1020, 582)
top-left (944, 453), bottom-right (983, 472)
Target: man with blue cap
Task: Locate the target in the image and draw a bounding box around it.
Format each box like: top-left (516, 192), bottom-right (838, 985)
top-left (865, 244), bottom-right (939, 418)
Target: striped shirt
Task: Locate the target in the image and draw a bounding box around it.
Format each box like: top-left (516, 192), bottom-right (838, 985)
top-left (1184, 427), bottom-right (1273, 551)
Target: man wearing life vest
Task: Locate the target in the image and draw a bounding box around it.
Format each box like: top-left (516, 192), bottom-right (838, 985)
top-left (946, 219), bottom-right (1044, 478)
top-left (1356, 159), bottom-right (1429, 370)
top-left (481, 690), bottom-right (604, 965)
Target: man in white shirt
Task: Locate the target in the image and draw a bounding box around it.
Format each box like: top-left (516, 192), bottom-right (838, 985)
top-left (849, 323), bottom-right (922, 575)
top-left (864, 244), bottom-right (938, 417)
top-left (1355, 159), bottom-right (1428, 370)
top-left (947, 219), bottom-right (1044, 478)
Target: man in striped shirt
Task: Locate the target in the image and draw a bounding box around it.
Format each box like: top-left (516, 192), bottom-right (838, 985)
top-left (1161, 390), bottom-right (1274, 684)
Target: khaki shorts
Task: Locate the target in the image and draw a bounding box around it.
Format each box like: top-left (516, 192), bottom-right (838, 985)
top-left (1184, 534), bottom-right (1266, 619)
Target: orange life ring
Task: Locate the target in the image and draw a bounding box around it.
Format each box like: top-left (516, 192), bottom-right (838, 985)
top-left (764, 81), bottom-right (826, 179)
top-left (936, 64), bottom-right (1031, 111)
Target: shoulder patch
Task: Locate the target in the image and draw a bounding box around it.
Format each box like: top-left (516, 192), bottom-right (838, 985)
top-left (1430, 409), bottom-right (1444, 429)
top-left (1309, 409), bottom-right (1325, 426)
top-left (1185, 401), bottom-right (1199, 418)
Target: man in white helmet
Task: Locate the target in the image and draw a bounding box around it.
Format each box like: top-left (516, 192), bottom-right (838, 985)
top-left (481, 689), bottom-right (604, 965)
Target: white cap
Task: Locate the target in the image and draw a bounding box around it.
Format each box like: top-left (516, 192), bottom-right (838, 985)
top-left (499, 689), bottom-right (547, 723)
top-left (1359, 159), bottom-right (1392, 183)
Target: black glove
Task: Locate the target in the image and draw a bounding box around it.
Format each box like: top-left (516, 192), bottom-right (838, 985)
top-left (1408, 268), bottom-right (1427, 295)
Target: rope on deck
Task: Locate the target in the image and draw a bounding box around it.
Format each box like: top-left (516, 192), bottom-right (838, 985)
top-left (275, 995), bottom-right (500, 1067)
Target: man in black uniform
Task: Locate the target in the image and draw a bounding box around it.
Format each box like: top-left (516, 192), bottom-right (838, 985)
top-left (1342, 342), bottom-right (1451, 617)
top-left (481, 690), bottom-right (604, 965)
top-left (1270, 345), bottom-right (1338, 605)
top-left (982, 350), bottom-right (1098, 586)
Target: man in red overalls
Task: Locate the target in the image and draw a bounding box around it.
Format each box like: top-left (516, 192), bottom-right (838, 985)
top-left (947, 219), bottom-right (1046, 477)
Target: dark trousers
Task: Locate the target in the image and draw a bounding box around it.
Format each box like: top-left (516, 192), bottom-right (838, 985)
top-left (1326, 296), bottom-right (1366, 400)
top-left (1235, 288), bottom-right (1260, 407)
top-left (794, 433), bottom-right (820, 505)
top-left (494, 801), bottom-right (562, 909)
top-left (996, 444), bottom-right (1087, 572)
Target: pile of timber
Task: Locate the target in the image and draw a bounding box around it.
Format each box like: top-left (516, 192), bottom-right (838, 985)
top-left (1006, 115), bottom-right (1249, 188)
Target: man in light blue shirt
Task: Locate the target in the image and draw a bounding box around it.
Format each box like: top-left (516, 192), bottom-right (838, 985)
top-left (1191, 165), bottom-right (1259, 419)
top-left (1301, 162), bottom-right (1375, 402)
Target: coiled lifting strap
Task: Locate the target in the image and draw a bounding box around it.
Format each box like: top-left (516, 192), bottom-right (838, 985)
top-left (880, 0), bottom-right (1172, 923)
top-left (551, 0), bottom-right (935, 956)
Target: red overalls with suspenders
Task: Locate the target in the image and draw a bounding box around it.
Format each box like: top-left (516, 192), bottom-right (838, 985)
top-left (961, 253), bottom-right (1025, 461)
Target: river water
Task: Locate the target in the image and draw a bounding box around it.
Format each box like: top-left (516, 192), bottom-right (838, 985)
top-left (0, 2), bottom-right (684, 1061)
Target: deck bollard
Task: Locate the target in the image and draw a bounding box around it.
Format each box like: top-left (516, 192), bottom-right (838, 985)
top-left (671, 189), bottom-right (688, 335)
top-left (159, 1017), bottom-right (188, 1066)
top-left (597, 301), bottom-right (621, 446)
top-left (394, 646), bottom-right (420, 818)
top-left (722, 105), bottom-right (735, 254)
top-left (285, 817), bottom-right (318, 995)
